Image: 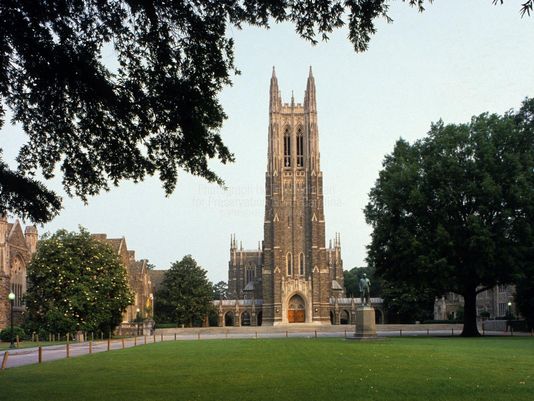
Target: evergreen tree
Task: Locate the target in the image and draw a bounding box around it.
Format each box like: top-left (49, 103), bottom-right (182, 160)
top-left (155, 255), bottom-right (213, 327)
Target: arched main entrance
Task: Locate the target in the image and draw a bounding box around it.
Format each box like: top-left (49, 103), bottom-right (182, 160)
top-left (287, 294), bottom-right (305, 323)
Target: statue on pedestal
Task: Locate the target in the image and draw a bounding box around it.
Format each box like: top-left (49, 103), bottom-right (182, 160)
top-left (359, 273), bottom-right (371, 306)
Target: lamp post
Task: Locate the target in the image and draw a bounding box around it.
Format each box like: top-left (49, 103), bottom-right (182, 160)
top-left (136, 308), bottom-right (141, 336)
top-left (8, 291), bottom-right (15, 349)
top-left (507, 301), bottom-right (512, 317)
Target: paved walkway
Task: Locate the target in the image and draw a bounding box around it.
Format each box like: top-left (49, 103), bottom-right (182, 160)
top-left (2, 327), bottom-right (531, 370)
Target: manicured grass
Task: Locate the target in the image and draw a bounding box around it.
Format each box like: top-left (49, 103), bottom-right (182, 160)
top-left (1, 337), bottom-right (533, 401)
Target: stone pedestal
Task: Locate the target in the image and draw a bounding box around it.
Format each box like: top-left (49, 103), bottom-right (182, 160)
top-left (354, 306), bottom-right (376, 338)
top-left (143, 319), bottom-right (155, 335)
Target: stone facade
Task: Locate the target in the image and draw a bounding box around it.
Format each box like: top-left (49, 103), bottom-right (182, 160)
top-left (0, 216), bottom-right (38, 329)
top-left (91, 234), bottom-right (154, 323)
top-left (215, 297), bottom-right (385, 327)
top-left (220, 69), bottom-right (372, 326)
top-left (434, 285), bottom-right (517, 320)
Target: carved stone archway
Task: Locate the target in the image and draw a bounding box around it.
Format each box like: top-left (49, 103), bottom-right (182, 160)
top-left (287, 294), bottom-right (305, 323)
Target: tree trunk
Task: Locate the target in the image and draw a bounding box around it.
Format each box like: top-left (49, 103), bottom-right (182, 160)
top-left (461, 287), bottom-right (480, 337)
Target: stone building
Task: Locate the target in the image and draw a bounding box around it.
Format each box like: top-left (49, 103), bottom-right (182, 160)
top-left (434, 285), bottom-right (517, 321)
top-left (91, 234), bottom-right (154, 323)
top-left (0, 216), bottom-right (38, 329)
top-left (216, 69), bottom-right (384, 326)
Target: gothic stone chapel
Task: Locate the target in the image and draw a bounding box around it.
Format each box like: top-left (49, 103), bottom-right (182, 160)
top-left (217, 68), bottom-right (353, 326)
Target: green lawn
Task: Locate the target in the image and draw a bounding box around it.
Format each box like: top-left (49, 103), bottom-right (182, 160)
top-left (1, 337), bottom-right (532, 401)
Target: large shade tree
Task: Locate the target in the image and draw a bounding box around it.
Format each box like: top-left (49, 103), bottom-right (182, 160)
top-left (1, 1), bottom-right (531, 223)
top-left (24, 228), bottom-right (133, 335)
top-left (155, 255), bottom-right (213, 327)
top-left (365, 98), bottom-right (534, 336)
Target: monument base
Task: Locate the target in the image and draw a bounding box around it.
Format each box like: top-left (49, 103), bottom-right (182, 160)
top-left (354, 306), bottom-right (376, 338)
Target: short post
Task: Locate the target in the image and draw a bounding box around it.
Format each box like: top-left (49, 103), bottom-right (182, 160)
top-left (89, 341), bottom-right (93, 354)
top-left (255, 331), bottom-right (258, 339)
top-left (144, 335), bottom-right (147, 345)
top-left (153, 334), bottom-right (156, 343)
top-left (1, 352), bottom-right (8, 369)
top-left (197, 332), bottom-right (200, 340)
top-left (134, 336), bottom-right (137, 346)
top-left (161, 333), bottom-right (163, 342)
top-left (38, 346), bottom-right (42, 363)
top-left (225, 330), bottom-right (228, 339)
top-left (121, 338), bottom-right (125, 349)
top-left (482, 327), bottom-right (485, 336)
top-left (451, 328), bottom-right (454, 336)
top-left (344, 330), bottom-right (347, 338)
top-left (315, 330), bottom-right (317, 338)
top-left (16, 335), bottom-right (19, 348)
top-left (66, 343), bottom-right (70, 358)
top-left (107, 338), bottom-right (111, 351)
top-left (174, 333), bottom-right (177, 341)
top-left (400, 329), bottom-right (402, 337)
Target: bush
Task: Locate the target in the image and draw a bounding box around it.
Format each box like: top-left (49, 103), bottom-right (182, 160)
top-left (154, 323), bottom-right (178, 329)
top-left (0, 326), bottom-right (28, 342)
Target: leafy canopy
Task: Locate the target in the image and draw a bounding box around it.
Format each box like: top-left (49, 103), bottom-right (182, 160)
top-left (2, 1), bottom-right (530, 223)
top-left (154, 255), bottom-right (213, 326)
top-left (24, 228), bottom-right (133, 334)
top-left (365, 98), bottom-right (534, 335)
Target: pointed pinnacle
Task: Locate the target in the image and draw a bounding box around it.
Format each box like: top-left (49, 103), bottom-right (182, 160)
top-left (309, 66), bottom-right (313, 77)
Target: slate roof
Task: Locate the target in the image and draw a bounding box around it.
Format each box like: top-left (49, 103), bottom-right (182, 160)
top-left (149, 270), bottom-right (166, 293)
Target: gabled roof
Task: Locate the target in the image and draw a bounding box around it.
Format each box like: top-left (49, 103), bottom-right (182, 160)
top-left (7, 220), bottom-right (29, 250)
top-left (149, 270), bottom-right (166, 293)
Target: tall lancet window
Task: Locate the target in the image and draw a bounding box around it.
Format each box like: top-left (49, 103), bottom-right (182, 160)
top-left (298, 253), bottom-right (305, 276)
top-left (296, 126), bottom-right (304, 167)
top-left (284, 127), bottom-right (291, 167)
top-left (286, 252), bottom-right (293, 276)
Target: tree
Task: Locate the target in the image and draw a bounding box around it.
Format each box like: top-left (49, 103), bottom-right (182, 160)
top-left (155, 255), bottom-right (213, 327)
top-left (24, 228), bottom-right (133, 335)
top-left (381, 281), bottom-right (435, 323)
top-left (515, 266), bottom-right (534, 330)
top-left (2, 1), bottom-right (530, 223)
top-left (212, 281), bottom-right (229, 300)
top-left (365, 98), bottom-right (534, 336)
top-left (343, 266), bottom-right (382, 298)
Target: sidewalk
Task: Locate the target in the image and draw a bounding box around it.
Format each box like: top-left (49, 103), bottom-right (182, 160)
top-left (2, 326), bottom-right (532, 370)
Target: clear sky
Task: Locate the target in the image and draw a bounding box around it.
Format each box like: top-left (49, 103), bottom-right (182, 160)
top-left (3, 1), bottom-right (534, 283)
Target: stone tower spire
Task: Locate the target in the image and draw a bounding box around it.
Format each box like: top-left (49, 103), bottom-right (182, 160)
top-left (269, 66), bottom-right (280, 113)
top-left (262, 68), bottom-right (330, 325)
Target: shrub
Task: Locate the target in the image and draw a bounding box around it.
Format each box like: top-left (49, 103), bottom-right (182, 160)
top-left (0, 326), bottom-right (28, 342)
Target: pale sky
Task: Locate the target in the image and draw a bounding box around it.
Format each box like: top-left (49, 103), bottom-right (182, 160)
top-left (3, 1), bottom-right (534, 283)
